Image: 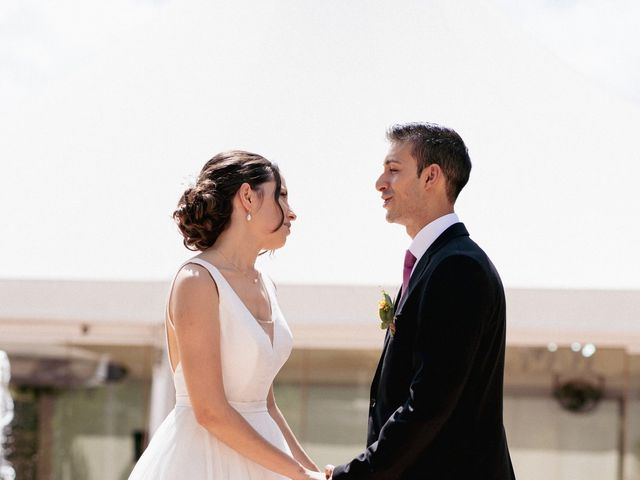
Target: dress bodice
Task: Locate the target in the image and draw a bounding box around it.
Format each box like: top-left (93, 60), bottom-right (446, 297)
top-left (170, 258), bottom-right (293, 407)
top-left (129, 258), bottom-right (294, 479)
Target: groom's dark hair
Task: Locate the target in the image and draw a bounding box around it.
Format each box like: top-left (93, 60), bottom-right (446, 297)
top-left (387, 122), bottom-right (471, 203)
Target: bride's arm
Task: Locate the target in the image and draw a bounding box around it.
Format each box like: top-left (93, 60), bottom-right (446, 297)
top-left (170, 265), bottom-right (321, 480)
top-left (267, 386), bottom-right (319, 471)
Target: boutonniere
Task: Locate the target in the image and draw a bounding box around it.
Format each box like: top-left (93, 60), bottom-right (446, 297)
top-left (378, 290), bottom-right (396, 336)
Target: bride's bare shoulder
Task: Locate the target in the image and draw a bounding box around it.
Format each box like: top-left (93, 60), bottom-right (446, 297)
top-left (175, 262), bottom-right (212, 283)
top-left (170, 263), bottom-right (220, 317)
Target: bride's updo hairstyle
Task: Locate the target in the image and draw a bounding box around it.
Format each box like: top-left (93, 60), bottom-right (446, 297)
top-left (173, 151), bottom-right (283, 251)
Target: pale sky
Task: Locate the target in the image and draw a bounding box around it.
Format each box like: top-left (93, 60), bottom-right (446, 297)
top-left (2, 0), bottom-right (639, 289)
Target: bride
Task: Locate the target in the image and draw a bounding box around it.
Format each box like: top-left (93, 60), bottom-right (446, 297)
top-left (128, 151), bottom-right (324, 479)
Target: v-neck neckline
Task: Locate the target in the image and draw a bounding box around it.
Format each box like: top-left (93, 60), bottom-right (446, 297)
top-left (190, 258), bottom-right (276, 350)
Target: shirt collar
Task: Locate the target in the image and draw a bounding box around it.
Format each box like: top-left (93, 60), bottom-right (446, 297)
top-left (408, 213), bottom-right (460, 264)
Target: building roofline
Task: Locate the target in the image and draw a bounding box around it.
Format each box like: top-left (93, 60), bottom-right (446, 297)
top-left (2, 279), bottom-right (639, 350)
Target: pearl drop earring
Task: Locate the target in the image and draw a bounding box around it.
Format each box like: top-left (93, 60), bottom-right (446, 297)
top-left (246, 212), bottom-right (252, 221)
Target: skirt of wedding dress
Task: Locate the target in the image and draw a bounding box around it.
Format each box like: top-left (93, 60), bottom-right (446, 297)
top-left (128, 405), bottom-right (291, 480)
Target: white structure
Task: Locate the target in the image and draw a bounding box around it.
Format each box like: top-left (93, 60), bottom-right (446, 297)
top-left (1, 279), bottom-right (639, 479)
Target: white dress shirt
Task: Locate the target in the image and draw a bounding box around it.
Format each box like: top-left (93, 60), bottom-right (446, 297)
top-left (408, 213), bottom-right (460, 277)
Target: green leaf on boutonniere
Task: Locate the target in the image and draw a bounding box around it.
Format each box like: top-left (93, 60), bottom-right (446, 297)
top-left (378, 290), bottom-right (396, 335)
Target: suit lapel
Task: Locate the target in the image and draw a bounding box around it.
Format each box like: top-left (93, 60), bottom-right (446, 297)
top-left (395, 222), bottom-right (470, 315)
top-left (373, 223), bottom-right (470, 387)
top-left (395, 251), bottom-right (430, 314)
top-left (371, 223), bottom-right (469, 404)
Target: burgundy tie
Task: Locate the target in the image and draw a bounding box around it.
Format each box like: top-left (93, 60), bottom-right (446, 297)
top-left (402, 250), bottom-right (417, 296)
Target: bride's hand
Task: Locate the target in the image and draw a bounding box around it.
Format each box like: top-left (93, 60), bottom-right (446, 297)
top-left (292, 468), bottom-right (326, 480)
top-left (306, 469), bottom-right (326, 480)
top-left (324, 464), bottom-right (335, 479)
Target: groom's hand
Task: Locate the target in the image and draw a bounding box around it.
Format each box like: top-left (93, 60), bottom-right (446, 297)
top-left (324, 464), bottom-right (335, 479)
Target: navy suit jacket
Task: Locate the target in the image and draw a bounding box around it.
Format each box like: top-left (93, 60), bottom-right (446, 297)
top-left (332, 223), bottom-right (516, 479)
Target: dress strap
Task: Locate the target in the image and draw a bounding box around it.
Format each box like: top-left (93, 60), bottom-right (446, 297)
top-left (183, 258), bottom-right (228, 293)
top-left (164, 258), bottom-right (226, 373)
top-left (258, 271), bottom-right (278, 306)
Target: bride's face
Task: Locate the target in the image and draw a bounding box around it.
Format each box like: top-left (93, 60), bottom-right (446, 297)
top-left (254, 177), bottom-right (296, 250)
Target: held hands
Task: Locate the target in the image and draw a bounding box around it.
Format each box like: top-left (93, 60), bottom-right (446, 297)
top-left (324, 464), bottom-right (335, 479)
top-left (290, 462), bottom-right (334, 479)
top-left (293, 468), bottom-right (326, 480)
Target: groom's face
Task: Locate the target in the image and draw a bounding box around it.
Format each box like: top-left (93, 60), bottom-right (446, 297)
top-left (376, 141), bottom-right (427, 230)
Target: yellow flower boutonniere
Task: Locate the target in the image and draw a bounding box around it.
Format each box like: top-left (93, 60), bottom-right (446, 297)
top-left (378, 290), bottom-right (396, 336)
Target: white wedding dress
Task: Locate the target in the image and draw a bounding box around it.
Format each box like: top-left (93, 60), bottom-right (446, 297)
top-left (128, 258), bottom-right (294, 479)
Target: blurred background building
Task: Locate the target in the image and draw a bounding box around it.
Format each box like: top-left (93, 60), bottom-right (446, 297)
top-left (1, 279), bottom-right (639, 480)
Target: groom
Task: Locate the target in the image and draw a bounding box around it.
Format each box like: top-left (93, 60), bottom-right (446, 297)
top-left (328, 123), bottom-right (515, 479)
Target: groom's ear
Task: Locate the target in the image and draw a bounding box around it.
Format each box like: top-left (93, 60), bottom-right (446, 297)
top-left (422, 164), bottom-right (441, 189)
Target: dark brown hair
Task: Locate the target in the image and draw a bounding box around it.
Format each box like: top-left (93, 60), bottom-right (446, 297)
top-left (173, 151), bottom-right (283, 251)
top-left (387, 122), bottom-right (471, 202)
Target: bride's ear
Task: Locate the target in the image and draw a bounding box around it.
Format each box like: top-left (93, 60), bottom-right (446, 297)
top-left (237, 183), bottom-right (253, 211)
